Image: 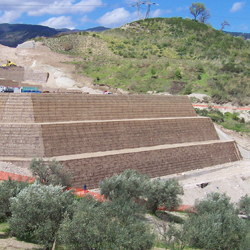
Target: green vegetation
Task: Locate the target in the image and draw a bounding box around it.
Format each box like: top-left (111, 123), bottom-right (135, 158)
top-left (9, 183), bottom-right (75, 249)
top-left (195, 108), bottom-right (250, 132)
top-left (1, 171), bottom-right (250, 249)
top-left (184, 193), bottom-right (248, 250)
top-left (29, 157), bottom-right (73, 187)
top-left (100, 169), bottom-right (183, 214)
top-left (189, 2), bottom-right (211, 23)
top-left (0, 178), bottom-right (28, 222)
top-left (43, 17), bottom-right (250, 105)
top-left (58, 197), bottom-right (154, 250)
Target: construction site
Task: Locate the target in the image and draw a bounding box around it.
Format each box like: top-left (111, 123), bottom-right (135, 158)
top-left (0, 41), bottom-right (250, 207)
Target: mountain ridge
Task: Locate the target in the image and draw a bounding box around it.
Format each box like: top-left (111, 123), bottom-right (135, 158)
top-left (0, 23), bottom-right (110, 47)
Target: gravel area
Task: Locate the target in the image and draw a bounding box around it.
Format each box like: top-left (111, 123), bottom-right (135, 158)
top-left (0, 161), bottom-right (32, 176)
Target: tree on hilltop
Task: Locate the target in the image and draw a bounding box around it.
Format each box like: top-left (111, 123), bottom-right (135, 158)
top-left (221, 20), bottom-right (230, 31)
top-left (189, 2), bottom-right (211, 23)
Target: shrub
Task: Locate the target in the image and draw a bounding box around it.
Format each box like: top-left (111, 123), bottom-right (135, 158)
top-left (9, 183), bottom-right (75, 249)
top-left (29, 157), bottom-right (73, 187)
top-left (100, 169), bottom-right (149, 201)
top-left (101, 169), bottom-right (183, 215)
top-left (58, 196), bottom-right (154, 250)
top-left (184, 193), bottom-right (248, 250)
top-left (183, 83), bottom-right (193, 95)
top-left (147, 178), bottom-right (184, 214)
top-left (238, 194), bottom-right (250, 217)
top-left (175, 69), bottom-right (182, 79)
top-left (0, 178), bottom-right (28, 221)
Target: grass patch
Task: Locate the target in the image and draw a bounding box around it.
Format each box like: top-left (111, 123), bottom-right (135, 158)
top-left (42, 17), bottom-right (250, 105)
top-left (195, 108), bottom-right (250, 132)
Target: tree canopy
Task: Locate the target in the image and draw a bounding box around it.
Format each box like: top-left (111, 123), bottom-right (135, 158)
top-left (58, 196), bottom-right (154, 250)
top-left (183, 192), bottom-right (248, 250)
top-left (9, 183), bottom-right (75, 249)
top-left (29, 157), bottom-right (73, 187)
top-left (0, 178), bottom-right (28, 221)
top-left (100, 169), bottom-right (183, 214)
top-left (189, 2), bottom-right (210, 23)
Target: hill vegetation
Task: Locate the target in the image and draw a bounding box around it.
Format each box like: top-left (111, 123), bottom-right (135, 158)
top-left (44, 17), bottom-right (250, 105)
top-left (0, 24), bottom-right (58, 47)
top-left (0, 24), bottom-right (109, 47)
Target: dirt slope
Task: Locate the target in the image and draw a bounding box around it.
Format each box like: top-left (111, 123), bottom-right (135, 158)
top-left (0, 42), bottom-right (101, 93)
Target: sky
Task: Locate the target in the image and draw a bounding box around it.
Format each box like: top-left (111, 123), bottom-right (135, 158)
top-left (0, 0), bottom-right (249, 32)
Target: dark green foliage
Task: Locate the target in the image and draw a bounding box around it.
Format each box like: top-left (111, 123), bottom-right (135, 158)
top-left (58, 196), bottom-right (154, 250)
top-left (196, 108), bottom-right (224, 122)
top-left (196, 108), bottom-right (250, 132)
top-left (184, 193), bottom-right (248, 250)
top-left (100, 169), bottom-right (183, 215)
top-left (238, 194), bottom-right (250, 217)
top-left (147, 179), bottom-right (184, 214)
top-left (0, 178), bottom-right (28, 221)
top-left (9, 183), bottom-right (75, 249)
top-left (100, 169), bottom-right (150, 201)
top-left (175, 69), bottom-right (182, 79)
top-left (29, 157), bottom-right (73, 187)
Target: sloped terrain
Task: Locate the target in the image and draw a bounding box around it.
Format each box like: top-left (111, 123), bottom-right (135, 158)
top-left (43, 17), bottom-right (250, 105)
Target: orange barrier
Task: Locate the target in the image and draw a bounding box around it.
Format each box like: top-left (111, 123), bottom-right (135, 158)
top-left (0, 171), bottom-right (193, 211)
top-left (0, 171), bottom-right (35, 183)
top-left (158, 204), bottom-right (195, 213)
top-left (193, 104), bottom-right (250, 111)
top-left (67, 187), bottom-right (105, 201)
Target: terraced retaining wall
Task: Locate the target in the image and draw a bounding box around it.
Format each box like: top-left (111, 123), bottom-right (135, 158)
top-left (0, 93), bottom-right (242, 188)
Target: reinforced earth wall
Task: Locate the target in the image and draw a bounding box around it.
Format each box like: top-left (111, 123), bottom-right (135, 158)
top-left (0, 93), bottom-right (242, 189)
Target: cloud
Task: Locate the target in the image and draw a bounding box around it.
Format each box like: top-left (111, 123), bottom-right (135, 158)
top-left (0, 10), bottom-right (22, 23)
top-left (165, 9), bottom-right (172, 14)
top-left (39, 16), bottom-right (76, 29)
top-left (176, 7), bottom-right (183, 12)
top-left (0, 0), bottom-right (104, 17)
top-left (230, 2), bottom-right (245, 12)
top-left (151, 9), bottom-right (163, 18)
top-left (97, 8), bottom-right (136, 27)
top-left (80, 15), bottom-right (90, 24)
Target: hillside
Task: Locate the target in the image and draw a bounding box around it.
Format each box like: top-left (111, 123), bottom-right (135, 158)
top-left (0, 24), bottom-right (109, 47)
top-left (0, 24), bottom-right (58, 47)
top-left (43, 17), bottom-right (250, 106)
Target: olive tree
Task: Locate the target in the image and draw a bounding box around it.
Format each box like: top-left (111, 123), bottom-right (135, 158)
top-left (100, 169), bottom-right (150, 201)
top-left (184, 192), bottom-right (248, 250)
top-left (0, 178), bottom-right (28, 221)
top-left (58, 196), bottom-right (154, 250)
top-left (147, 178), bottom-right (184, 214)
top-left (29, 157), bottom-right (73, 187)
top-left (9, 182), bottom-right (75, 249)
top-left (100, 169), bottom-right (184, 215)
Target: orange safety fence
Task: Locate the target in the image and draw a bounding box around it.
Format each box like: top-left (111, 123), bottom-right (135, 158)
top-left (158, 204), bottom-right (195, 213)
top-left (0, 171), bottom-right (194, 212)
top-left (67, 187), bottom-right (105, 201)
top-left (193, 104), bottom-right (250, 111)
top-left (0, 171), bottom-right (35, 183)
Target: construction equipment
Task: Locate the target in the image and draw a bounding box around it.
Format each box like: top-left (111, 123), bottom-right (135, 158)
top-left (2, 60), bottom-right (17, 67)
